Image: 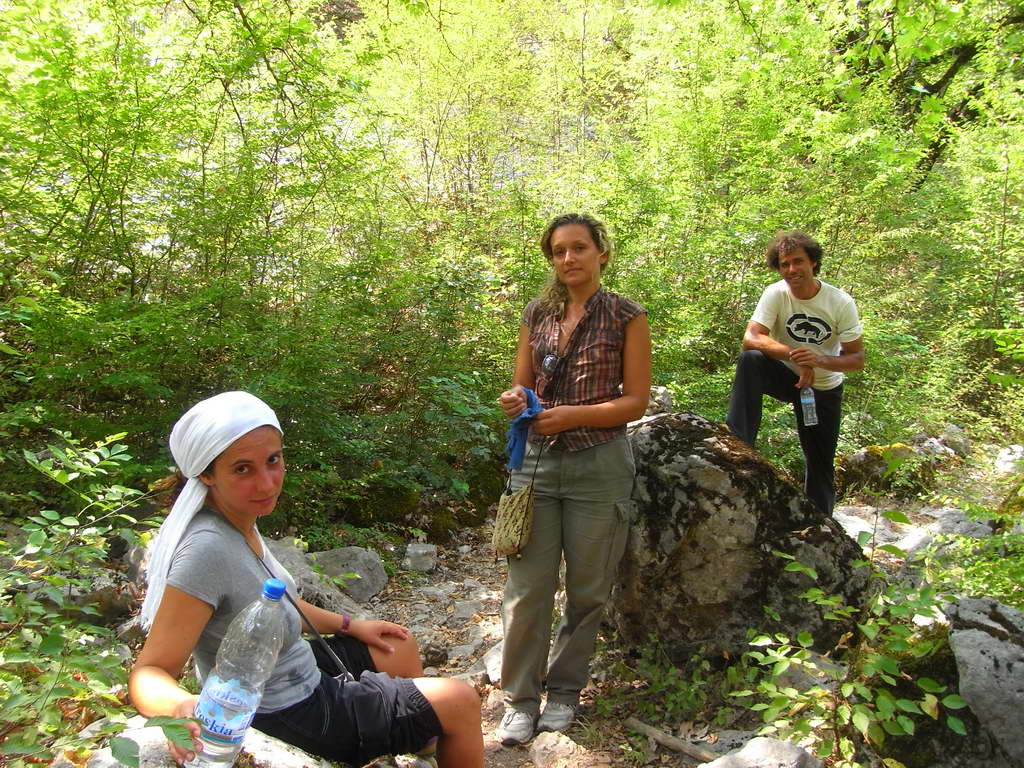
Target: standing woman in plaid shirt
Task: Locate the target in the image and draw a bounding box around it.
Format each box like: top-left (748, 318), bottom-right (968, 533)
top-left (495, 213), bottom-right (652, 746)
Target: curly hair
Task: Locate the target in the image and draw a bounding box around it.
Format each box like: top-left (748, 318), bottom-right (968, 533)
top-left (536, 213), bottom-right (613, 314)
top-left (765, 231), bottom-right (822, 276)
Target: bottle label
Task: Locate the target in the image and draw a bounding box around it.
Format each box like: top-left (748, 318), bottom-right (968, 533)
top-left (194, 677), bottom-right (258, 744)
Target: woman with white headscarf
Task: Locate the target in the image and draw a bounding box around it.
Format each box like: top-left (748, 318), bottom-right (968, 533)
top-left (129, 392), bottom-right (483, 768)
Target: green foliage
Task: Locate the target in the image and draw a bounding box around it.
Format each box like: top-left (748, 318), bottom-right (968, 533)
top-left (1, 0), bottom-right (1023, 528)
top-left (632, 639), bottom-right (712, 724)
top-left (734, 549), bottom-right (964, 767)
top-left (925, 532), bottom-right (1024, 611)
top-left (111, 717), bottom-right (197, 768)
top-left (0, 433), bottom-right (154, 765)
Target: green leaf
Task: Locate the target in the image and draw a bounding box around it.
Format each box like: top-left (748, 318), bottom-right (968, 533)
top-left (25, 529), bottom-right (46, 553)
top-left (858, 622), bottom-right (880, 641)
top-left (60, 516), bottom-right (80, 527)
top-left (877, 544), bottom-right (907, 557)
top-left (942, 694), bottom-right (968, 710)
top-left (750, 635), bottom-right (774, 646)
top-left (852, 708), bottom-right (871, 735)
top-left (146, 718), bottom-right (197, 750)
top-left (841, 682), bottom-right (854, 698)
top-left (947, 715), bottom-right (967, 735)
top-left (40, 509), bottom-right (59, 521)
top-left (895, 698), bottom-right (921, 714)
top-left (921, 694), bottom-right (940, 719)
top-left (897, 715), bottom-right (915, 735)
top-left (111, 736), bottom-right (140, 768)
top-left (0, 342), bottom-right (23, 356)
top-left (857, 531), bottom-right (872, 547)
top-left (39, 633), bottom-right (65, 655)
top-left (867, 721), bottom-right (885, 746)
top-left (882, 509), bottom-right (911, 524)
top-left (875, 693), bottom-right (896, 719)
top-left (815, 738), bottom-right (834, 758)
top-left (878, 655), bottom-right (900, 675)
top-left (918, 678), bottom-right (946, 693)
top-left (796, 631), bottom-right (813, 647)
top-left (882, 718), bottom-right (905, 735)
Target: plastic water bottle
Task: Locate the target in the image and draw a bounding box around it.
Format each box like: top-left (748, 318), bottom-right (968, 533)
top-left (187, 578), bottom-right (287, 767)
top-left (800, 387), bottom-right (818, 427)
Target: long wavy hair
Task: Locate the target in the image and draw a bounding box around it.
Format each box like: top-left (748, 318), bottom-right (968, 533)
top-left (537, 213), bottom-right (613, 314)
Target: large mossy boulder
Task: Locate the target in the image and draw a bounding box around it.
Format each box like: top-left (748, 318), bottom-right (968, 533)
top-left (609, 413), bottom-right (870, 662)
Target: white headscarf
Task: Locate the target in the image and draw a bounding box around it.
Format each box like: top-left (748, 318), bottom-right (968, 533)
top-left (141, 391), bottom-right (282, 630)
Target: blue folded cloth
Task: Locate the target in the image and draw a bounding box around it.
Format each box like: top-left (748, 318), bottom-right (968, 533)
top-left (505, 387), bottom-right (543, 470)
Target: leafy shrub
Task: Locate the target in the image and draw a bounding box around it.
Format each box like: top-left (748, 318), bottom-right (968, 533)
top-left (0, 433), bottom-right (148, 763)
top-left (733, 541), bottom-right (968, 768)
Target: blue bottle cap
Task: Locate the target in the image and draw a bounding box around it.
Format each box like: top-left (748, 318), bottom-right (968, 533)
top-left (262, 578), bottom-right (286, 601)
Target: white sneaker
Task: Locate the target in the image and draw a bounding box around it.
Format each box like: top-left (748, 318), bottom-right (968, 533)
top-left (496, 709), bottom-right (536, 746)
top-left (537, 702), bottom-right (576, 732)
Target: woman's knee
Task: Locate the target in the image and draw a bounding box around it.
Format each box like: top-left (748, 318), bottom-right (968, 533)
top-left (416, 678), bottom-right (481, 730)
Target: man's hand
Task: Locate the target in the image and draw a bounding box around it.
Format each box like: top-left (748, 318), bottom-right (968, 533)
top-left (795, 365), bottom-right (815, 388)
top-left (499, 385), bottom-right (527, 419)
top-left (789, 348), bottom-right (823, 369)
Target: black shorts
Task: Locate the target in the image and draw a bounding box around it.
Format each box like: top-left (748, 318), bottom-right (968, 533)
top-left (252, 635), bottom-right (442, 765)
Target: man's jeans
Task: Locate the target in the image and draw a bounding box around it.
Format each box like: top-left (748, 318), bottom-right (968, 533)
top-left (727, 349), bottom-right (843, 515)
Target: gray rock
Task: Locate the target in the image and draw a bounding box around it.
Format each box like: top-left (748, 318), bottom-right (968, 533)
top-left (126, 541), bottom-right (149, 584)
top-left (939, 424), bottom-right (972, 457)
top-left (448, 638), bottom-right (483, 661)
top-left (418, 584), bottom-right (455, 600)
top-left (116, 614), bottom-right (146, 645)
top-left (918, 437), bottom-right (956, 458)
top-left (419, 631), bottom-right (449, 666)
top-left (314, 546), bottom-right (387, 603)
top-left (28, 568), bottom-right (134, 622)
top-left (263, 538), bottom-right (363, 617)
top-left (832, 505), bottom-right (900, 546)
top-left (947, 597), bottom-right (1024, 765)
top-left (646, 385), bottom-right (674, 416)
top-left (897, 507), bottom-right (994, 559)
top-left (404, 542), bottom-right (437, 572)
top-left (610, 413), bottom-right (869, 661)
top-left (529, 730), bottom-right (584, 765)
top-left (450, 599), bottom-right (484, 623)
top-left (698, 736), bottom-right (822, 768)
top-left (774, 651), bottom-right (846, 693)
top-left (50, 716), bottom-right (330, 768)
top-left (995, 445), bottom-right (1024, 474)
top-left (703, 730), bottom-right (760, 755)
top-left (482, 640), bottom-right (503, 684)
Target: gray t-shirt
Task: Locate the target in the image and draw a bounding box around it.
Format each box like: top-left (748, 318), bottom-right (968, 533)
top-left (166, 509), bottom-right (320, 712)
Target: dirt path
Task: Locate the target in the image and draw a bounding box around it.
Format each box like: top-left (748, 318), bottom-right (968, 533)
top-left (368, 523), bottom-right (647, 768)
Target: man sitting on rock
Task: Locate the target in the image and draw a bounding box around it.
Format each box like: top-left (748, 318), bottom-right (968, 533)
top-left (727, 231), bottom-right (865, 515)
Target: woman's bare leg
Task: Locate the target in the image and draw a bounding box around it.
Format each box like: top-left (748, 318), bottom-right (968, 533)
top-left (368, 633), bottom-right (424, 678)
top-left (414, 678), bottom-right (483, 768)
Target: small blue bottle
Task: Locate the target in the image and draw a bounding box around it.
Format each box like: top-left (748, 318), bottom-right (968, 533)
top-left (800, 387), bottom-right (818, 427)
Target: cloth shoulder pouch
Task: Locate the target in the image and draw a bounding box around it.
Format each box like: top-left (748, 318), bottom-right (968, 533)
top-left (492, 440), bottom-right (547, 558)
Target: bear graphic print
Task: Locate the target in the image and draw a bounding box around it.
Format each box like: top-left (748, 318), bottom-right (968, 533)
top-left (785, 312), bottom-right (832, 345)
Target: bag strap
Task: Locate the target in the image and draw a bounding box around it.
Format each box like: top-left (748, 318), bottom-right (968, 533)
top-left (255, 552), bottom-right (355, 682)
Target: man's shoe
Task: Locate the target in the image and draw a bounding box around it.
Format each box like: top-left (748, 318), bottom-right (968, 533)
top-left (496, 709), bottom-right (536, 746)
top-left (537, 702), bottom-right (576, 732)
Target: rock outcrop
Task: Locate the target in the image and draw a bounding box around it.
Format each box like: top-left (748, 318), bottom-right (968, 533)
top-left (609, 412), bottom-right (870, 661)
top-left (947, 597), bottom-right (1024, 766)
